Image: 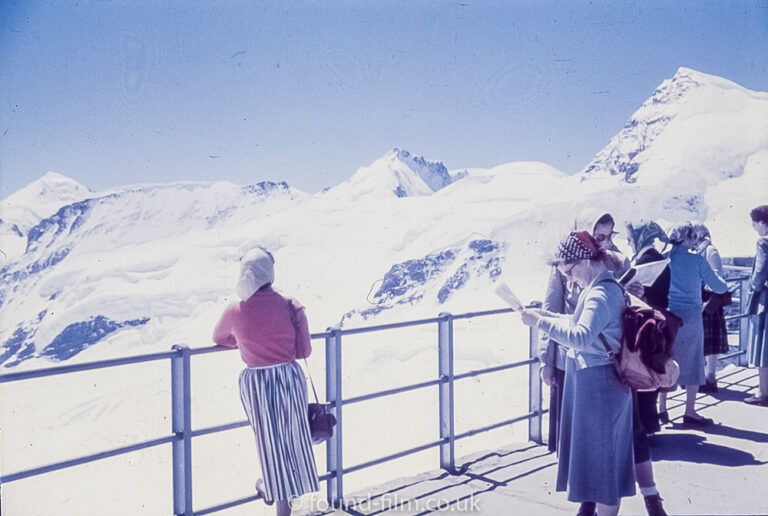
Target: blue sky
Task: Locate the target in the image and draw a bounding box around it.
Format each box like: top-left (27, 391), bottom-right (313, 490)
top-left (1, 1), bottom-right (767, 197)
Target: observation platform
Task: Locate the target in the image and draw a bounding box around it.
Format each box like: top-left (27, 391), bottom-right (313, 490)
top-left (314, 366), bottom-right (768, 516)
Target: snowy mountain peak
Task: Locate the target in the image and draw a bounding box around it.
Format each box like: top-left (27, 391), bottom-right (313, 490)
top-left (580, 67), bottom-right (768, 184)
top-left (1, 171), bottom-right (91, 207)
top-left (0, 172), bottom-right (93, 249)
top-left (390, 148), bottom-right (452, 193)
top-left (324, 148), bottom-right (454, 199)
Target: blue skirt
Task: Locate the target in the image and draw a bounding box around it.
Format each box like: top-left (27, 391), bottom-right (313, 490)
top-left (239, 362), bottom-right (319, 502)
top-left (748, 312), bottom-right (768, 368)
top-left (669, 306), bottom-right (705, 386)
top-left (557, 359), bottom-right (635, 506)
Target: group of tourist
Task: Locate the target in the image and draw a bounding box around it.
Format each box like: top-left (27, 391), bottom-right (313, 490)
top-left (209, 205), bottom-right (768, 516)
top-left (522, 204), bottom-right (768, 516)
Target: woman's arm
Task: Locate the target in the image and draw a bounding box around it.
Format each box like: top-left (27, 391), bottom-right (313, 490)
top-left (538, 267), bottom-right (565, 365)
top-left (290, 299), bottom-right (312, 359)
top-left (749, 238), bottom-right (768, 293)
top-left (536, 288), bottom-right (615, 353)
top-left (212, 304), bottom-right (238, 348)
top-left (698, 254), bottom-right (728, 294)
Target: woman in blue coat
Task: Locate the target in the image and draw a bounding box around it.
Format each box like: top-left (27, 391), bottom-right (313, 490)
top-left (523, 232), bottom-right (634, 516)
top-left (658, 222), bottom-right (728, 425)
top-left (745, 205), bottom-right (768, 406)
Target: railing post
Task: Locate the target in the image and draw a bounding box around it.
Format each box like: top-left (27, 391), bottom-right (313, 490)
top-left (325, 328), bottom-right (343, 508)
top-left (438, 312), bottom-right (455, 473)
top-left (171, 345), bottom-right (193, 516)
top-left (739, 279), bottom-right (750, 367)
top-left (528, 303), bottom-right (543, 444)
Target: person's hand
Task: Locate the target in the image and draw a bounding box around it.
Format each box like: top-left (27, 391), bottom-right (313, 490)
top-left (540, 364), bottom-right (556, 386)
top-left (521, 308), bottom-right (540, 327)
top-left (626, 281), bottom-right (645, 299)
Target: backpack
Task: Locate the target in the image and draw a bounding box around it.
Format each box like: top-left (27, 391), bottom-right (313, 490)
top-left (598, 279), bottom-right (683, 391)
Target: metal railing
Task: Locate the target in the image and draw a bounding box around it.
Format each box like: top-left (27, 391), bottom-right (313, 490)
top-left (722, 272), bottom-right (752, 366)
top-left (0, 272), bottom-right (754, 514)
top-left (0, 305), bottom-right (543, 515)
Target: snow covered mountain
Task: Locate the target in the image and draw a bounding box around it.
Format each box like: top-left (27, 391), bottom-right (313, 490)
top-left (579, 67), bottom-right (768, 236)
top-left (0, 67), bottom-right (766, 371)
top-left (323, 148), bottom-right (457, 199)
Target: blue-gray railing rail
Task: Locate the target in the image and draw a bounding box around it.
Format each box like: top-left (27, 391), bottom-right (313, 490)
top-left (721, 272), bottom-right (752, 366)
top-left (0, 304), bottom-right (543, 515)
top-left (0, 272), bottom-right (753, 515)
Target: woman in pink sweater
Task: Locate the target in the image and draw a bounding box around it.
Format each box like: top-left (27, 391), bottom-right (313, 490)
top-left (213, 247), bottom-right (318, 515)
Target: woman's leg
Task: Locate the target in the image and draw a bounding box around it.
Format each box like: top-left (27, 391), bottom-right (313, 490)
top-left (705, 354), bottom-right (718, 383)
top-left (658, 391), bottom-right (667, 414)
top-left (760, 366), bottom-right (768, 397)
top-left (276, 500), bottom-right (291, 516)
top-left (684, 384), bottom-right (699, 416)
top-left (596, 502), bottom-right (620, 516)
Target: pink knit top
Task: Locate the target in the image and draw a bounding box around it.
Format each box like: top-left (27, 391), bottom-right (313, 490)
top-left (213, 286), bottom-right (312, 366)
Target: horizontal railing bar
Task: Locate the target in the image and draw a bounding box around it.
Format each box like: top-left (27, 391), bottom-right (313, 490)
top-left (0, 434), bottom-right (177, 483)
top-left (343, 439), bottom-right (448, 475)
top-left (725, 275), bottom-right (750, 282)
top-left (191, 421), bottom-right (250, 438)
top-left (342, 378), bottom-right (446, 406)
top-left (725, 313), bottom-right (749, 321)
top-left (719, 349), bottom-right (747, 360)
top-left (188, 331), bottom-right (334, 357)
top-left (451, 307), bottom-right (517, 320)
top-left (0, 350), bottom-right (180, 383)
top-left (454, 358), bottom-right (538, 381)
top-left (338, 316), bottom-right (444, 336)
top-left (454, 411), bottom-right (537, 441)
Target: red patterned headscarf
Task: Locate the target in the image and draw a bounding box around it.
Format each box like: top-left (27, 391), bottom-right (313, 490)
top-left (554, 231), bottom-right (601, 264)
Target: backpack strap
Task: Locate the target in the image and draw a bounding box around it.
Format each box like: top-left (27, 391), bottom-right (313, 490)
top-left (596, 278), bottom-right (631, 388)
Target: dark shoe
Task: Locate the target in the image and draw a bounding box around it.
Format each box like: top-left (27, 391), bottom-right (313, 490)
top-left (644, 494), bottom-right (667, 516)
top-left (577, 501), bottom-right (596, 516)
top-left (682, 414), bottom-right (714, 426)
top-left (658, 411), bottom-right (670, 424)
top-left (699, 380), bottom-right (718, 393)
top-left (744, 395), bottom-right (768, 406)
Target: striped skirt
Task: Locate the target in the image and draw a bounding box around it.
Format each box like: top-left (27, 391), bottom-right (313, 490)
top-left (239, 361), bottom-right (319, 502)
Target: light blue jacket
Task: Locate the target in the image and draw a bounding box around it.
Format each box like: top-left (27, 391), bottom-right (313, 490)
top-left (536, 270), bottom-right (624, 370)
top-left (538, 266), bottom-right (581, 370)
top-left (667, 245), bottom-right (728, 311)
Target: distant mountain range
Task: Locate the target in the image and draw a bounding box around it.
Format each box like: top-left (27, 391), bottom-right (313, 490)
top-left (1, 67), bottom-right (766, 369)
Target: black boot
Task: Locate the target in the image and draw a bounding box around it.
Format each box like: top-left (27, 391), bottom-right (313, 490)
top-left (577, 501), bottom-right (596, 516)
top-left (644, 494), bottom-right (667, 516)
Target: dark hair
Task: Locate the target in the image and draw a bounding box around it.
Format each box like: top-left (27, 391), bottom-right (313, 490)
top-left (751, 205), bottom-right (768, 225)
top-left (594, 213), bottom-right (615, 231)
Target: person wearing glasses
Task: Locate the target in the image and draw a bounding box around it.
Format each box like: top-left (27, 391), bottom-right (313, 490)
top-left (213, 247), bottom-right (319, 516)
top-left (745, 205), bottom-right (768, 406)
top-left (523, 232), bottom-right (635, 516)
top-left (538, 213), bottom-right (628, 455)
top-left (658, 223), bottom-right (728, 426)
top-left (592, 213), bottom-right (631, 276)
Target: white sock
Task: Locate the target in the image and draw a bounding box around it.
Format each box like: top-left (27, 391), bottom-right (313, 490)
top-left (640, 485), bottom-right (659, 497)
top-left (705, 356), bottom-right (717, 382)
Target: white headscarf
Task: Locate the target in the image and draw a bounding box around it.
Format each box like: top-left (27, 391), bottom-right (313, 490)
top-left (236, 247), bottom-right (275, 301)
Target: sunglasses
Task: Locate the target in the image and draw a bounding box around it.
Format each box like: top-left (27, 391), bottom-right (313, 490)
top-left (563, 262), bottom-right (579, 277)
top-left (594, 231), bottom-right (618, 242)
